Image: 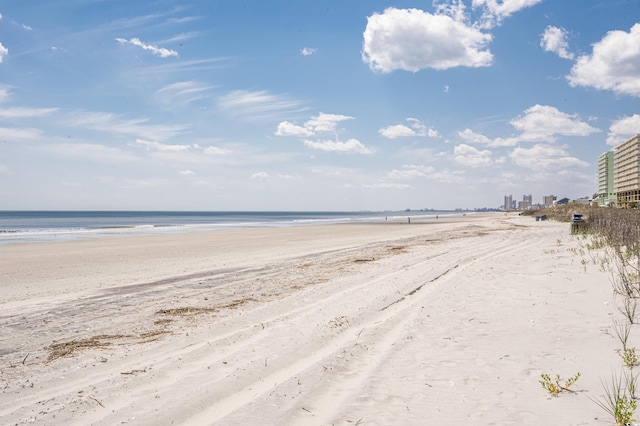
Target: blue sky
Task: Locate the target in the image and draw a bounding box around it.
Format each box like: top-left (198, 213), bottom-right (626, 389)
top-left (1, 0), bottom-right (639, 211)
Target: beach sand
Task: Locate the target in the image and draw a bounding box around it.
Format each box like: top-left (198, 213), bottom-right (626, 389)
top-left (0, 213), bottom-right (630, 425)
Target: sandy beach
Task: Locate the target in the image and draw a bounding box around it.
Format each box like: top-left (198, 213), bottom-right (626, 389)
top-left (0, 213), bottom-right (630, 425)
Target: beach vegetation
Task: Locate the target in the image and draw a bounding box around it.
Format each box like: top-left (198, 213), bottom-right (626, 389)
top-left (591, 371), bottom-right (637, 426)
top-left (613, 319), bottom-right (632, 351)
top-left (539, 372), bottom-right (581, 396)
top-left (620, 348), bottom-right (640, 369)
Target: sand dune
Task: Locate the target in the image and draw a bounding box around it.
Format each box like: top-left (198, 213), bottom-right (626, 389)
top-left (0, 214), bottom-right (629, 425)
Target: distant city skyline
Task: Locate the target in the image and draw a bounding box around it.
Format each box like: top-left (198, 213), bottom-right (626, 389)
top-left (1, 1), bottom-right (639, 210)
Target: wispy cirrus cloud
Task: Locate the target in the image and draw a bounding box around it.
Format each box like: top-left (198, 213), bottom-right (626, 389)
top-left (218, 90), bottom-right (307, 121)
top-left (155, 81), bottom-right (214, 106)
top-left (115, 37), bottom-right (178, 58)
top-left (0, 126), bottom-right (44, 142)
top-left (0, 107), bottom-right (59, 119)
top-left (65, 110), bottom-right (187, 141)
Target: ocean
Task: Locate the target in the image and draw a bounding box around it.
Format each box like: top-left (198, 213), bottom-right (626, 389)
top-left (0, 210), bottom-right (459, 245)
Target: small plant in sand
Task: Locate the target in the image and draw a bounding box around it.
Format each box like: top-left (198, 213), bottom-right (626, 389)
top-left (592, 372), bottom-right (638, 426)
top-left (539, 372), bottom-right (581, 396)
top-left (620, 348), bottom-right (640, 369)
top-left (613, 319), bottom-right (632, 351)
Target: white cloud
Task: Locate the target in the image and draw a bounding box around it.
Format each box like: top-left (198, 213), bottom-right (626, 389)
top-left (0, 43), bottom-right (8, 63)
top-left (275, 121), bottom-right (314, 137)
top-left (115, 37), bottom-right (178, 58)
top-left (459, 105), bottom-right (599, 147)
top-left (386, 164), bottom-right (464, 183)
top-left (276, 112), bottom-right (354, 136)
top-left (0, 85), bottom-right (10, 103)
top-left (22, 24), bottom-right (32, 31)
top-left (509, 104), bottom-right (599, 142)
top-left (379, 118), bottom-right (439, 139)
top-left (155, 81), bottom-right (214, 106)
top-left (607, 114), bottom-right (640, 146)
top-left (65, 111), bottom-right (186, 141)
top-left (51, 143), bottom-right (138, 163)
top-left (180, 170), bottom-right (195, 176)
top-left (303, 138), bottom-right (373, 154)
top-left (135, 138), bottom-right (189, 152)
top-left (540, 26), bottom-right (574, 60)
top-left (0, 107), bottom-right (58, 119)
top-left (509, 144), bottom-right (589, 171)
top-left (0, 126), bottom-right (44, 141)
top-left (203, 146), bottom-right (229, 155)
top-left (363, 182), bottom-right (411, 189)
top-left (379, 124), bottom-right (416, 139)
top-left (386, 164), bottom-right (434, 179)
top-left (301, 47), bottom-right (317, 56)
top-left (472, 0), bottom-right (543, 29)
top-left (458, 128), bottom-right (492, 144)
top-left (250, 172), bottom-right (270, 180)
top-left (568, 23), bottom-right (640, 97)
top-left (362, 7), bottom-right (493, 73)
top-left (454, 143), bottom-right (493, 167)
top-left (218, 90), bottom-right (306, 121)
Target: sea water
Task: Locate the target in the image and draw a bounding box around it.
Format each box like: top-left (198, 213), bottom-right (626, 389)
top-left (0, 210), bottom-right (460, 245)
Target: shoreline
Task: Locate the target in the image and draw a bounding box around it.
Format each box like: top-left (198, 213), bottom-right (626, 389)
top-left (0, 213), bottom-right (620, 425)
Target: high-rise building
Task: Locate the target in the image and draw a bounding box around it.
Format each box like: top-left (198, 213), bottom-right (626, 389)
top-left (597, 151), bottom-right (615, 206)
top-left (543, 195), bottom-right (556, 207)
top-left (615, 134), bottom-right (640, 207)
top-left (522, 194), bottom-right (532, 210)
top-left (504, 195), bottom-right (513, 211)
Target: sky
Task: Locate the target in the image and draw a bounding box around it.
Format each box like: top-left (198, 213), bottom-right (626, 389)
top-left (1, 0), bottom-right (639, 211)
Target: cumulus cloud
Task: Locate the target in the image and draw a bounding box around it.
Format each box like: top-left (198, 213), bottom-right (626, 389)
top-left (303, 138), bottom-right (373, 154)
top-left (301, 47), bottom-right (317, 56)
top-left (472, 0), bottom-right (543, 29)
top-left (509, 144), bottom-right (588, 171)
top-left (540, 26), bottom-right (574, 60)
top-left (458, 128), bottom-right (492, 144)
top-left (0, 43), bottom-right (8, 63)
top-left (251, 172), bottom-right (270, 180)
top-left (203, 146), bottom-right (229, 155)
top-left (459, 105), bottom-right (599, 147)
top-left (115, 37), bottom-right (178, 58)
top-left (362, 7), bottom-right (493, 73)
top-left (275, 113), bottom-right (354, 137)
top-left (607, 114), bottom-right (640, 146)
top-left (379, 118), bottom-right (439, 139)
top-left (454, 143), bottom-right (493, 167)
top-left (179, 170), bottom-right (195, 176)
top-left (510, 104), bottom-right (600, 142)
top-left (568, 23), bottom-right (640, 97)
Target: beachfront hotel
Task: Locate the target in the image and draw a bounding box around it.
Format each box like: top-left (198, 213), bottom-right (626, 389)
top-left (598, 133), bottom-right (640, 208)
top-left (597, 151), bottom-right (616, 206)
